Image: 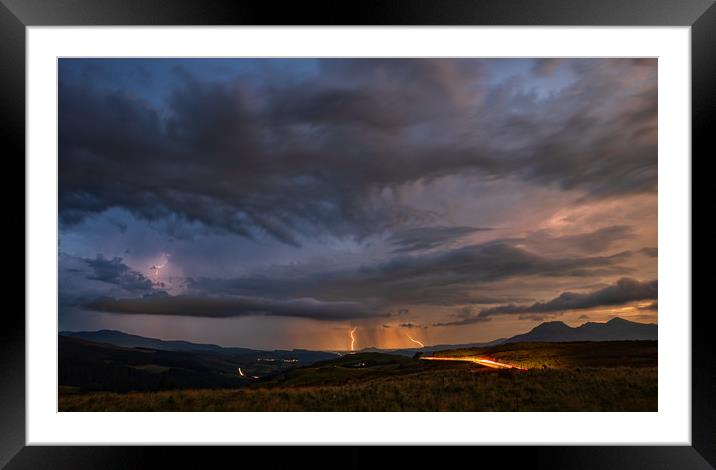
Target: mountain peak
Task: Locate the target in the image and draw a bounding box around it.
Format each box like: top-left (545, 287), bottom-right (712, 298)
top-left (532, 321), bottom-right (571, 330)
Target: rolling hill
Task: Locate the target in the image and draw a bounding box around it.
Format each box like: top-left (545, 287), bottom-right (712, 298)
top-left (60, 317), bottom-right (656, 363)
top-left (59, 341), bottom-right (658, 411)
top-left (58, 335), bottom-right (250, 392)
top-left (60, 329), bottom-right (338, 363)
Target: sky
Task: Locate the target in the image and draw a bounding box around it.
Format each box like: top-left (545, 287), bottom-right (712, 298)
top-left (58, 58), bottom-right (657, 350)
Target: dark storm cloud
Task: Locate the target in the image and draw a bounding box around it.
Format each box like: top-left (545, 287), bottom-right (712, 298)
top-left (84, 254), bottom-right (154, 292)
top-left (497, 225), bottom-right (637, 256)
top-left (59, 59), bottom-right (657, 245)
top-left (639, 247), bottom-right (658, 257)
top-left (434, 277), bottom-right (658, 325)
top-left (58, 252), bottom-right (159, 314)
top-left (189, 240), bottom-right (635, 307)
top-left (433, 315), bottom-right (485, 327)
top-left (433, 305), bottom-right (490, 327)
top-left (486, 225), bottom-right (636, 256)
top-left (536, 225), bottom-right (636, 254)
top-left (387, 226), bottom-right (493, 253)
top-left (85, 294), bottom-right (386, 321)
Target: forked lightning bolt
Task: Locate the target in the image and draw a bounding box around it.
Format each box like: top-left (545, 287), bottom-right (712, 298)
top-left (406, 335), bottom-right (424, 348)
top-left (350, 327), bottom-right (357, 351)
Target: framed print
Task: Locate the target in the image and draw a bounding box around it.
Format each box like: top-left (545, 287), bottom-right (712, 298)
top-left (5, 0), bottom-right (715, 466)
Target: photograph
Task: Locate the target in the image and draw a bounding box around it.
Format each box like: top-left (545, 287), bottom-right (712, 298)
top-left (57, 57), bottom-right (658, 412)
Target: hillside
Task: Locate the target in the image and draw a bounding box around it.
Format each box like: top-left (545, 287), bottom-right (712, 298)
top-left (59, 341), bottom-right (657, 412)
top-left (433, 340), bottom-right (657, 369)
top-left (58, 318), bottom-right (658, 402)
top-left (249, 340), bottom-right (656, 388)
top-left (60, 329), bottom-right (337, 363)
top-left (58, 336), bottom-right (329, 393)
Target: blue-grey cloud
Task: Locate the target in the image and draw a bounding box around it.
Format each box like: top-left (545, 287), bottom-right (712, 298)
top-left (85, 293), bottom-right (387, 321)
top-left (59, 59), bottom-right (657, 246)
top-left (84, 254), bottom-right (154, 292)
top-left (387, 226), bottom-right (493, 253)
top-left (189, 240), bottom-right (635, 307)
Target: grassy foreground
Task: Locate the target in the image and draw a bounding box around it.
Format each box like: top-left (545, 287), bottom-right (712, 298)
top-left (59, 365), bottom-right (656, 412)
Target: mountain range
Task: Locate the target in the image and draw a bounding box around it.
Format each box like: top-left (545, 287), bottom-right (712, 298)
top-left (59, 317), bottom-right (657, 393)
top-left (60, 317), bottom-right (656, 357)
top-left (59, 329), bottom-right (337, 363)
top-left (502, 317), bottom-right (657, 343)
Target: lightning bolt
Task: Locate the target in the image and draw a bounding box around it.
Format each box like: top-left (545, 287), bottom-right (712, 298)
top-left (150, 253), bottom-right (170, 281)
top-left (150, 262), bottom-right (166, 281)
top-left (350, 327), bottom-right (357, 351)
top-left (406, 334), bottom-right (424, 348)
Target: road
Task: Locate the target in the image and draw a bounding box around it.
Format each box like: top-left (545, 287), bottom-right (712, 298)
top-left (420, 356), bottom-right (528, 370)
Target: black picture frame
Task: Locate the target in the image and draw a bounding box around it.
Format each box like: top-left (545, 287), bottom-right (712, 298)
top-left (4, 0), bottom-right (714, 467)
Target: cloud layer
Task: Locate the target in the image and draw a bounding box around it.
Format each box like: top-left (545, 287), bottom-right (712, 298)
top-left (434, 278), bottom-right (658, 325)
top-left (60, 59), bottom-right (657, 246)
top-left (57, 58), bottom-right (658, 348)
top-left (86, 293), bottom-right (386, 321)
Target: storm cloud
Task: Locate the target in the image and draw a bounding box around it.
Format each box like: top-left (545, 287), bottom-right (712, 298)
top-left (84, 254), bottom-right (154, 292)
top-left (519, 225), bottom-right (637, 255)
top-left (435, 277), bottom-right (658, 325)
top-left (59, 59), bottom-right (657, 246)
top-left (85, 293), bottom-right (387, 321)
top-left (482, 277), bottom-right (657, 315)
top-left (387, 226), bottom-right (493, 253)
top-left (188, 239), bottom-right (636, 308)
top-left (57, 58), bottom-right (658, 349)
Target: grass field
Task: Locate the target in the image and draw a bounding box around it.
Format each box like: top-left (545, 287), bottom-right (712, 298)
top-left (59, 366), bottom-right (656, 412)
top-left (433, 340), bottom-right (658, 369)
top-left (59, 341), bottom-right (657, 412)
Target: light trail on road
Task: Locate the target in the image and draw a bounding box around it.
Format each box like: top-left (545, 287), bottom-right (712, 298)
top-left (420, 356), bottom-right (527, 370)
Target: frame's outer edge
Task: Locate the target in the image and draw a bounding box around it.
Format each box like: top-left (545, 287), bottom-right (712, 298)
top-left (0, 0), bottom-right (714, 25)
top-left (692, 1), bottom-right (716, 468)
top-left (4, 0), bottom-right (715, 468)
top-left (2, 446), bottom-right (716, 469)
top-left (0, 1), bottom-right (26, 469)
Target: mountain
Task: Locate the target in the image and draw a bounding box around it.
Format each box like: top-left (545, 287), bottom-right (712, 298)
top-left (503, 317), bottom-right (657, 343)
top-left (60, 316), bottom-right (656, 367)
top-left (59, 329), bottom-right (337, 363)
top-left (60, 329), bottom-right (244, 353)
top-left (355, 318), bottom-right (656, 354)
